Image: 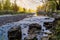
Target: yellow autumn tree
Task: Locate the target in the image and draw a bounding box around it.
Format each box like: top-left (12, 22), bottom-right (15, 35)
top-left (18, 7), bottom-right (24, 12)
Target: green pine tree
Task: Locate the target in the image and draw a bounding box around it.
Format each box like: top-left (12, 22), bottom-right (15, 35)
top-left (3, 0), bottom-right (11, 10)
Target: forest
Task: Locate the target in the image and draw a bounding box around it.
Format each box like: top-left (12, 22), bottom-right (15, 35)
top-left (0, 0), bottom-right (60, 14)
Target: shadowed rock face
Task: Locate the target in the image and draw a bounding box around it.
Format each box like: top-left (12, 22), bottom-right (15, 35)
top-left (27, 23), bottom-right (41, 39)
top-left (8, 26), bottom-right (22, 40)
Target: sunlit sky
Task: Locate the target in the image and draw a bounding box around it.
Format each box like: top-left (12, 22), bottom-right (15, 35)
top-left (10, 0), bottom-right (46, 10)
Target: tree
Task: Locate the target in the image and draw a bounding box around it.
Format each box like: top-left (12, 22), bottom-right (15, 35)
top-left (0, 0), bottom-right (4, 10)
top-left (45, 1), bottom-right (56, 12)
top-left (12, 3), bottom-right (19, 12)
top-left (3, 0), bottom-right (11, 10)
top-left (56, 0), bottom-right (60, 10)
top-left (12, 0), bottom-right (19, 12)
top-left (37, 5), bottom-right (47, 12)
top-left (48, 0), bottom-right (60, 10)
top-left (0, 3), bottom-right (2, 10)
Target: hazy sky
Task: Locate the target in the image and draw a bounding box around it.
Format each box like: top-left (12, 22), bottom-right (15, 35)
top-left (10, 0), bottom-right (45, 10)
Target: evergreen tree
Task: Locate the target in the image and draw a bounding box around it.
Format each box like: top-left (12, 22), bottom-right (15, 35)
top-left (12, 0), bottom-right (19, 12)
top-left (3, 0), bottom-right (11, 10)
top-left (0, 2), bottom-right (2, 10)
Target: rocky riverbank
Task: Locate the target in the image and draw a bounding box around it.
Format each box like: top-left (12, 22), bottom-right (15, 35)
top-left (0, 14), bottom-right (33, 26)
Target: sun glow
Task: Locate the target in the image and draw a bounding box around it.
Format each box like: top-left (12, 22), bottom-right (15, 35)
top-left (10, 0), bottom-right (44, 10)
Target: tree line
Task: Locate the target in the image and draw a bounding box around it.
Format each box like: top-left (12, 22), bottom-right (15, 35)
top-left (37, 0), bottom-right (60, 13)
top-left (0, 0), bottom-right (19, 12)
top-left (0, 0), bottom-right (60, 13)
top-left (0, 0), bottom-right (36, 13)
